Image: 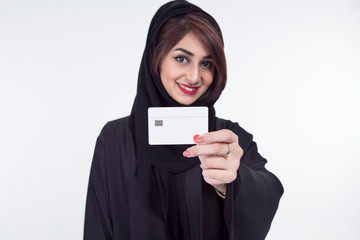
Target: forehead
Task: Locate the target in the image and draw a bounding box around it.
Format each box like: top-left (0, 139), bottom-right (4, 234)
top-left (171, 32), bottom-right (211, 57)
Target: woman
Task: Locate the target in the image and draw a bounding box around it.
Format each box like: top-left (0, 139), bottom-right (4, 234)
top-left (84, 1), bottom-right (283, 239)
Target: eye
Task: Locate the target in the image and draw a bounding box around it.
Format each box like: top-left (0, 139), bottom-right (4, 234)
top-left (201, 61), bottom-right (212, 69)
top-left (174, 56), bottom-right (189, 63)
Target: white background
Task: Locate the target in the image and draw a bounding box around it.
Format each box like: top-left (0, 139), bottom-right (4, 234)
top-left (1, 0), bottom-right (359, 239)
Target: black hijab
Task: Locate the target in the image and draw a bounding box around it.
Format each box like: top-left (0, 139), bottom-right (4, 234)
top-left (130, 0), bottom-right (223, 173)
top-left (129, 1), bottom-right (226, 239)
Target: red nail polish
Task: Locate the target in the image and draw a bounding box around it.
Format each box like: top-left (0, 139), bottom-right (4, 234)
top-left (193, 134), bottom-right (200, 142)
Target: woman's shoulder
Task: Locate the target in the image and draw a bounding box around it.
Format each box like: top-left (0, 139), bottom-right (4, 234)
top-left (215, 117), bottom-right (253, 149)
top-left (97, 116), bottom-right (133, 145)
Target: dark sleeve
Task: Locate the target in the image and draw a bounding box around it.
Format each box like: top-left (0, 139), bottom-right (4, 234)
top-left (224, 122), bottom-right (284, 240)
top-left (84, 138), bottom-right (114, 240)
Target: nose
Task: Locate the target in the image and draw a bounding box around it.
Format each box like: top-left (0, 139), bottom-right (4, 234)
top-left (186, 64), bottom-right (200, 84)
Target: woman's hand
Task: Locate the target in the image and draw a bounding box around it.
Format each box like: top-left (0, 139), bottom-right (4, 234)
top-left (183, 129), bottom-right (243, 197)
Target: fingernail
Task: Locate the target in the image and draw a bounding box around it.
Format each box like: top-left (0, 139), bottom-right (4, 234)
top-left (193, 134), bottom-right (200, 142)
top-left (194, 136), bottom-right (204, 143)
top-left (183, 150), bottom-right (190, 157)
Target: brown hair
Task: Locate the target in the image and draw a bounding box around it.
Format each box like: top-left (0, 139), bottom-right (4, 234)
top-left (153, 12), bottom-right (227, 102)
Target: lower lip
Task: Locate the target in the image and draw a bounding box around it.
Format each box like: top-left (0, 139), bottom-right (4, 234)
top-left (177, 84), bottom-right (199, 95)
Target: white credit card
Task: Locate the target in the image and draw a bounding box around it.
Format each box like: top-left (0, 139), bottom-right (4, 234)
top-left (148, 106), bottom-right (208, 145)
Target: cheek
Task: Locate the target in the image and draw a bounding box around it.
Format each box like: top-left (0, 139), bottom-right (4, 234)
top-left (204, 72), bottom-right (214, 87)
top-left (160, 61), bottom-right (179, 85)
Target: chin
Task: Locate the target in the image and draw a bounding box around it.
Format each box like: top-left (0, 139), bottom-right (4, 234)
top-left (174, 97), bottom-right (197, 105)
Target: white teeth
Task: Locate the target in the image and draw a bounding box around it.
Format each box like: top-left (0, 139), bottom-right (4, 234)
top-left (179, 83), bottom-right (197, 92)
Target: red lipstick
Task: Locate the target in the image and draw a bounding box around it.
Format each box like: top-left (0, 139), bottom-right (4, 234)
top-left (177, 83), bottom-right (199, 95)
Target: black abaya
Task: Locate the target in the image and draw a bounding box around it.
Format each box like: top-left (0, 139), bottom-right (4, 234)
top-left (84, 117), bottom-right (283, 239)
top-left (84, 1), bottom-right (283, 239)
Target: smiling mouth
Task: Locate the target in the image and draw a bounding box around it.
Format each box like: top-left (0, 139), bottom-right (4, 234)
top-left (177, 83), bottom-right (199, 95)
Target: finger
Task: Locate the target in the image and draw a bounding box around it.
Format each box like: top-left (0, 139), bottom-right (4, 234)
top-left (202, 169), bottom-right (237, 184)
top-left (200, 156), bottom-right (231, 169)
top-left (203, 177), bottom-right (224, 186)
top-left (194, 129), bottom-right (238, 145)
top-left (185, 143), bottom-right (230, 157)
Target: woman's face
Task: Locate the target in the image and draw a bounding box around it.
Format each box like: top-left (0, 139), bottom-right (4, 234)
top-left (159, 32), bottom-right (214, 105)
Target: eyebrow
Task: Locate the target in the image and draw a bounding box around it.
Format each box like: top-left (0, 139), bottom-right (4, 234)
top-left (174, 48), bottom-right (212, 59)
